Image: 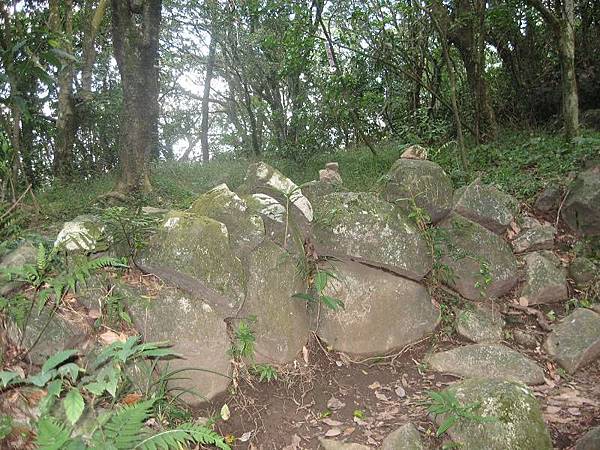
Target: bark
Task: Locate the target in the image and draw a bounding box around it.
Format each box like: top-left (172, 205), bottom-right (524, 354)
top-left (81, 0), bottom-right (108, 99)
top-left (110, 0), bottom-right (162, 193)
top-left (200, 36), bottom-right (216, 162)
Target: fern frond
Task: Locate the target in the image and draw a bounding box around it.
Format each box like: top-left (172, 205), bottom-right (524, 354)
top-left (134, 423), bottom-right (231, 450)
top-left (100, 399), bottom-right (154, 449)
top-left (37, 243), bottom-right (47, 273)
top-left (35, 417), bottom-right (72, 450)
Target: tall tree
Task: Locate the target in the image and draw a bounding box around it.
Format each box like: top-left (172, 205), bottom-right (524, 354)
top-left (110, 0), bottom-right (162, 193)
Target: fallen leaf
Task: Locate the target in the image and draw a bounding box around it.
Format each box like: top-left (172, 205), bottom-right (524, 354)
top-left (121, 392), bottom-right (142, 405)
top-left (368, 381), bottom-right (381, 390)
top-left (395, 386), bottom-right (406, 398)
top-left (99, 330), bottom-right (126, 345)
top-left (239, 431), bottom-right (253, 442)
top-left (375, 392), bottom-right (388, 401)
top-left (342, 427), bottom-right (355, 436)
top-left (546, 406), bottom-right (561, 414)
top-left (567, 407), bottom-right (581, 416)
top-left (324, 428), bottom-right (341, 437)
top-left (519, 297), bottom-right (529, 307)
top-left (302, 346), bottom-right (309, 365)
top-left (322, 418), bottom-right (343, 427)
top-left (88, 308), bottom-right (101, 319)
top-left (221, 403), bottom-right (231, 421)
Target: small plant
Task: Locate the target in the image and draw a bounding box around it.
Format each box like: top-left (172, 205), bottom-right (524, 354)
top-left (292, 268), bottom-right (344, 311)
top-left (229, 317), bottom-right (256, 360)
top-left (102, 206), bottom-right (161, 259)
top-left (565, 297), bottom-right (592, 313)
top-left (251, 364), bottom-right (278, 382)
top-left (425, 390), bottom-right (492, 437)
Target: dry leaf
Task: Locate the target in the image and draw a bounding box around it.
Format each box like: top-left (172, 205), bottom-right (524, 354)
top-left (88, 308), bottom-right (101, 319)
top-left (324, 428), bottom-right (342, 437)
top-left (322, 419), bottom-right (343, 427)
top-left (302, 346), bottom-right (309, 365)
top-left (99, 330), bottom-right (126, 345)
top-left (239, 431), bottom-right (253, 442)
top-left (368, 381), bottom-right (381, 390)
top-left (518, 297), bottom-right (529, 307)
top-left (121, 392), bottom-right (142, 405)
top-left (395, 386), bottom-right (406, 398)
top-left (221, 403), bottom-right (231, 421)
top-left (375, 392), bottom-right (388, 401)
top-left (342, 427), bottom-right (355, 436)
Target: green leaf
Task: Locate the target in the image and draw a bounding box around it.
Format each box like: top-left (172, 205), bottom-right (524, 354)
top-left (0, 370), bottom-right (21, 387)
top-left (437, 415), bottom-right (458, 436)
top-left (36, 417), bottom-right (71, 450)
top-left (83, 381), bottom-right (106, 396)
top-left (320, 295), bottom-right (344, 310)
top-left (291, 292), bottom-right (316, 302)
top-left (64, 388), bottom-right (85, 425)
top-left (28, 370), bottom-right (56, 387)
top-left (58, 363), bottom-right (81, 382)
top-left (314, 271), bottom-right (328, 292)
top-left (42, 349), bottom-right (78, 374)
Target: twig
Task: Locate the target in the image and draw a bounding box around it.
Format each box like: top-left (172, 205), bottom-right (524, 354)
top-left (555, 187), bottom-right (570, 229)
top-left (0, 184), bottom-right (31, 221)
top-left (507, 303), bottom-right (552, 331)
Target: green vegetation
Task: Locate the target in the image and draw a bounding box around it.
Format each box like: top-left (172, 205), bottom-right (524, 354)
top-left (425, 389), bottom-right (493, 437)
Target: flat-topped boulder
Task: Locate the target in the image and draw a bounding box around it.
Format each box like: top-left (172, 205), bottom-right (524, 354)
top-left (437, 214), bottom-right (518, 300)
top-left (125, 285), bottom-right (232, 405)
top-left (313, 192), bottom-right (432, 281)
top-left (562, 166), bottom-right (600, 236)
top-left (316, 261), bottom-right (439, 355)
top-left (427, 343), bottom-right (545, 385)
top-left (511, 217), bottom-right (555, 254)
top-left (136, 211), bottom-right (246, 307)
top-left (453, 179), bottom-right (518, 234)
top-left (544, 308), bottom-right (600, 374)
top-left (382, 158), bottom-right (453, 223)
top-left (520, 251), bottom-right (568, 305)
top-left (434, 378), bottom-right (552, 450)
top-left (190, 183), bottom-right (264, 256)
top-left (456, 305), bottom-right (505, 343)
top-left (239, 241), bottom-right (310, 363)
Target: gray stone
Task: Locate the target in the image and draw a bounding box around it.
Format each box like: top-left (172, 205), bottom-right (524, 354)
top-left (302, 180), bottom-right (343, 204)
top-left (317, 261), bottom-right (439, 355)
top-left (380, 423), bottom-right (424, 450)
top-left (54, 214), bottom-right (106, 253)
top-left (562, 166), bottom-right (600, 236)
top-left (521, 251), bottom-right (568, 305)
top-left (437, 214), bottom-right (519, 301)
top-left (0, 243), bottom-right (37, 295)
top-left (190, 183), bottom-right (265, 256)
top-left (511, 218), bottom-right (555, 254)
top-left (569, 256), bottom-right (598, 289)
top-left (435, 378), bottom-right (552, 450)
top-left (239, 241), bottom-right (310, 363)
top-left (513, 330), bottom-right (538, 348)
top-left (137, 211), bottom-right (246, 306)
top-left (453, 179), bottom-right (518, 234)
top-left (575, 426), bottom-right (600, 450)
top-left (456, 306), bottom-right (505, 343)
top-left (313, 192), bottom-right (432, 281)
top-left (382, 158), bottom-right (453, 223)
top-left (544, 308), bottom-right (600, 374)
top-left (400, 144), bottom-right (429, 160)
top-left (141, 206), bottom-right (169, 215)
top-left (534, 185), bottom-right (562, 214)
top-left (320, 168), bottom-right (343, 184)
top-left (126, 286), bottom-right (232, 405)
top-left (427, 343), bottom-right (545, 385)
top-left (319, 439), bottom-right (372, 450)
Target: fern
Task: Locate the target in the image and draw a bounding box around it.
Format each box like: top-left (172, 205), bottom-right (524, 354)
top-left (134, 422), bottom-right (231, 450)
top-left (35, 417), bottom-right (72, 450)
top-left (96, 400), bottom-right (154, 449)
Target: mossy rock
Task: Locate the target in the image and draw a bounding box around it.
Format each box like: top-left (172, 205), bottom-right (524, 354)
top-left (521, 251), bottom-right (568, 305)
top-left (569, 256), bottom-right (598, 289)
top-left (437, 214), bottom-right (518, 301)
top-left (54, 214), bottom-right (107, 253)
top-left (382, 158), bottom-right (453, 223)
top-left (436, 378), bottom-right (552, 450)
top-left (562, 166), bottom-right (600, 236)
top-left (0, 243), bottom-right (37, 296)
top-left (456, 305), bottom-right (505, 343)
top-left (313, 192), bottom-right (432, 281)
top-left (137, 211), bottom-right (246, 305)
top-left (380, 423), bottom-right (424, 450)
top-left (190, 183), bottom-right (265, 257)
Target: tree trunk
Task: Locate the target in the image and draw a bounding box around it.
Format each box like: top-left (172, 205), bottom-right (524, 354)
top-left (200, 36), bottom-right (216, 162)
top-left (559, 1), bottom-right (579, 139)
top-left (110, 0), bottom-right (162, 193)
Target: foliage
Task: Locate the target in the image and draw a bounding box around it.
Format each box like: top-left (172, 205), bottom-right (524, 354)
top-left (251, 364), bottom-right (278, 383)
top-left (101, 206), bottom-right (161, 259)
top-left (425, 390), bottom-right (493, 437)
top-left (229, 318), bottom-right (257, 360)
top-left (293, 268), bottom-right (345, 311)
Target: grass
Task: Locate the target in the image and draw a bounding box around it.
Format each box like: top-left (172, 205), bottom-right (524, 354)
top-left (24, 128), bottom-right (600, 227)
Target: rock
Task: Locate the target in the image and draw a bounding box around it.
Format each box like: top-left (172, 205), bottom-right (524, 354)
top-left (427, 343), bottom-right (545, 385)
top-left (562, 166), bottom-right (600, 236)
top-left (313, 192), bottom-right (432, 281)
top-left (400, 144), bottom-right (428, 160)
top-left (382, 158), bottom-right (453, 223)
top-left (575, 426), bottom-right (600, 450)
top-left (238, 162), bottom-right (313, 222)
top-left (511, 218), bottom-right (555, 253)
top-left (54, 214), bottom-right (106, 253)
top-left (436, 378), bottom-right (552, 450)
top-left (302, 180), bottom-right (342, 204)
top-left (581, 108), bottom-right (600, 131)
top-left (316, 261), bottom-right (439, 355)
top-left (513, 330), bottom-right (538, 348)
top-left (319, 439), bottom-right (372, 450)
top-left (141, 206), bottom-right (169, 215)
top-left (437, 214), bottom-right (518, 301)
top-left (521, 251), bottom-right (568, 305)
top-left (190, 183), bottom-right (265, 256)
top-left (456, 306), bottom-right (505, 343)
top-left (126, 286), bottom-right (231, 405)
top-left (569, 256), bottom-right (598, 288)
top-left (239, 241), bottom-right (309, 363)
top-left (544, 308), bottom-right (600, 374)
top-left (534, 185), bottom-right (562, 214)
top-left (453, 179), bottom-right (518, 234)
top-left (319, 161), bottom-right (343, 184)
top-left (137, 211), bottom-right (246, 306)
top-left (380, 423), bottom-right (424, 450)
top-left (0, 243), bottom-right (37, 295)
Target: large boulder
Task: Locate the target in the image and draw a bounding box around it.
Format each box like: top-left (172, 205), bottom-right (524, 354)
top-left (575, 426), bottom-right (600, 450)
top-left (437, 214), bottom-right (518, 300)
top-left (453, 179), bottom-right (518, 234)
top-left (434, 378), bottom-right (552, 450)
top-left (313, 192), bottom-right (432, 281)
top-left (316, 261), bottom-right (439, 355)
top-left (239, 241), bottom-right (310, 363)
top-left (0, 243), bottom-right (37, 295)
top-left (54, 214), bottom-right (107, 253)
top-left (426, 343), bottom-right (545, 385)
top-left (456, 305), bottom-right (505, 343)
top-left (562, 166), bottom-right (600, 236)
top-left (380, 423), bottom-right (424, 450)
top-left (544, 308), bottom-right (600, 374)
top-left (126, 286), bottom-right (232, 405)
top-left (520, 251), bottom-right (568, 305)
top-left (382, 158), bottom-right (453, 223)
top-left (136, 211), bottom-right (246, 307)
top-left (534, 185), bottom-right (562, 214)
top-left (190, 183), bottom-right (265, 256)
